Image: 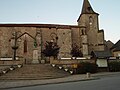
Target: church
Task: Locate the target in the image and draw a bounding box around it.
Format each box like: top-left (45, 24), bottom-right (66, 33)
top-left (0, 0), bottom-right (105, 63)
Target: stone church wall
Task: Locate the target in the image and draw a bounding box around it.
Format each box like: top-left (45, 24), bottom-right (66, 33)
top-left (0, 27), bottom-right (36, 62)
top-left (0, 26), bottom-right (76, 60)
top-left (71, 28), bottom-right (81, 48)
top-left (57, 28), bottom-right (72, 58)
top-left (97, 30), bottom-right (105, 51)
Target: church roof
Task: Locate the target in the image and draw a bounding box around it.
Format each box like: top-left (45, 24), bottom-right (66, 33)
top-left (81, 0), bottom-right (96, 14)
top-left (91, 51), bottom-right (112, 58)
top-left (77, 0), bottom-right (98, 22)
top-left (0, 24), bottom-right (84, 29)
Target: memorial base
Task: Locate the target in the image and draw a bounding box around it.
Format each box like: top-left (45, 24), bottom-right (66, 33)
top-left (32, 59), bottom-right (39, 64)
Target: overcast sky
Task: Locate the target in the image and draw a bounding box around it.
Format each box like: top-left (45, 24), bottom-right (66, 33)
top-left (0, 0), bottom-right (119, 43)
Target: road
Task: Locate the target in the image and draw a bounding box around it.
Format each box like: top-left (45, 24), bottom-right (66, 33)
top-left (7, 74), bottom-right (120, 90)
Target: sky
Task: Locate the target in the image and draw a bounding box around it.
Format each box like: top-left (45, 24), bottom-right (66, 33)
top-left (0, 0), bottom-right (120, 43)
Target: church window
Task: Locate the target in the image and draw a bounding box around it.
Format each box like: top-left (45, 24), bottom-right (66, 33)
top-left (89, 16), bottom-right (93, 25)
top-left (82, 30), bottom-right (84, 35)
top-left (81, 29), bottom-right (86, 35)
top-left (24, 35), bottom-right (27, 53)
top-left (87, 7), bottom-right (91, 11)
top-left (24, 39), bottom-right (27, 53)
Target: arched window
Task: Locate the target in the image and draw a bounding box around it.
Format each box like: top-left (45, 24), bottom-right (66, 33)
top-left (81, 29), bottom-right (86, 35)
top-left (82, 29), bottom-right (84, 35)
top-left (89, 16), bottom-right (93, 25)
top-left (24, 35), bottom-right (27, 53)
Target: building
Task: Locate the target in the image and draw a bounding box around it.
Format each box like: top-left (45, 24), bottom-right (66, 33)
top-left (105, 40), bottom-right (114, 51)
top-left (111, 40), bottom-right (120, 57)
top-left (0, 0), bottom-right (105, 63)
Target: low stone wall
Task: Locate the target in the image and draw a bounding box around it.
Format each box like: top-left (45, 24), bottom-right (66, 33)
top-left (0, 60), bottom-right (23, 65)
top-left (50, 59), bottom-right (95, 65)
top-left (50, 59), bottom-right (96, 74)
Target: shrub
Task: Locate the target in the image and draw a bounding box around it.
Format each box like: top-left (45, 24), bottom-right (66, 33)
top-left (71, 44), bottom-right (83, 57)
top-left (109, 61), bottom-right (120, 72)
top-left (42, 41), bottom-right (60, 59)
top-left (76, 62), bottom-right (98, 74)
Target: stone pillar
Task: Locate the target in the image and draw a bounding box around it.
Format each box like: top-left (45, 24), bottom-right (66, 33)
top-left (36, 29), bottom-right (42, 61)
top-left (81, 35), bottom-right (88, 56)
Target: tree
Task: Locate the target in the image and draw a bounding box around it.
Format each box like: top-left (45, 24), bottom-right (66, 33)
top-left (42, 41), bottom-right (60, 59)
top-left (71, 44), bottom-right (83, 57)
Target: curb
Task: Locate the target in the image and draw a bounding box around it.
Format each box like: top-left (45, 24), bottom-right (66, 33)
top-left (1, 72), bottom-right (120, 90)
top-left (0, 77), bottom-right (99, 90)
top-left (92, 72), bottom-right (120, 78)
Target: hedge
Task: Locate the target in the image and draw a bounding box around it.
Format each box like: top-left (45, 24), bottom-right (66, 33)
top-left (76, 62), bottom-right (98, 74)
top-left (109, 61), bottom-right (120, 72)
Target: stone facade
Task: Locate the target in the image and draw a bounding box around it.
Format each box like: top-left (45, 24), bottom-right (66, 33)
top-left (0, 0), bottom-right (105, 62)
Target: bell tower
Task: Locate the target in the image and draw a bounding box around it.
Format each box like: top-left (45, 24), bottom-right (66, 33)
top-left (78, 0), bottom-right (105, 55)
